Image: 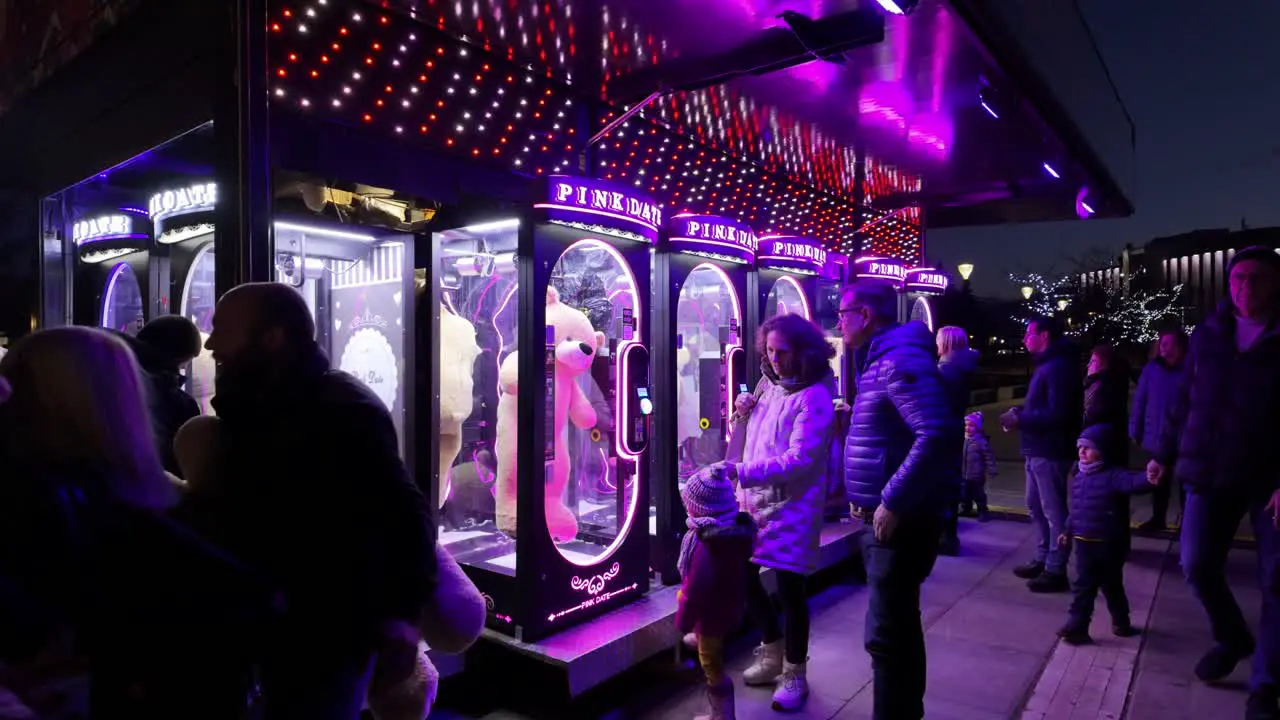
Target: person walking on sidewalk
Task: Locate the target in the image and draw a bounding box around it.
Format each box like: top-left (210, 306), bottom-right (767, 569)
top-left (936, 326), bottom-right (979, 556)
top-left (1148, 247), bottom-right (1280, 719)
top-left (1001, 316), bottom-right (1081, 594)
top-left (961, 413), bottom-right (997, 521)
top-left (1056, 425), bottom-right (1159, 646)
top-left (719, 312), bottom-right (835, 712)
top-left (840, 284), bottom-right (951, 720)
top-left (1130, 329), bottom-right (1189, 532)
top-left (190, 283), bottom-right (437, 720)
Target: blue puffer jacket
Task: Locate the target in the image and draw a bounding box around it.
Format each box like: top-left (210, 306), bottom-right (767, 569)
top-left (844, 322), bottom-right (952, 516)
top-left (1018, 341), bottom-right (1082, 461)
top-left (1130, 359), bottom-right (1185, 454)
top-left (1156, 304), bottom-right (1280, 500)
top-left (1065, 464), bottom-right (1154, 541)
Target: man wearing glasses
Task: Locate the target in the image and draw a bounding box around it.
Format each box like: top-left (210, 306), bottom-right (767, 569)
top-left (839, 283), bottom-right (950, 720)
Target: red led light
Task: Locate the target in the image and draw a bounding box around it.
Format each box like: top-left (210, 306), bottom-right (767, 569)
top-left (277, 68), bottom-right (287, 77)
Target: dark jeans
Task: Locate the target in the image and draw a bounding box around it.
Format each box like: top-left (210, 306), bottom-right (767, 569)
top-left (860, 514), bottom-right (943, 720)
top-left (1068, 539), bottom-right (1131, 626)
top-left (1026, 457), bottom-right (1072, 575)
top-left (1181, 490), bottom-right (1280, 692)
top-left (745, 566), bottom-right (809, 664)
top-left (960, 481), bottom-right (988, 512)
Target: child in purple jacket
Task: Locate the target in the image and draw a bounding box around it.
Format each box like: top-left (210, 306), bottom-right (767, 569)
top-left (675, 467), bottom-right (755, 720)
top-left (1056, 424), bottom-right (1160, 645)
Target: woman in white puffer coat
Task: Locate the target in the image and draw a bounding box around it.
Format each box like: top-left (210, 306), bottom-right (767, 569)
top-left (718, 312), bottom-right (835, 713)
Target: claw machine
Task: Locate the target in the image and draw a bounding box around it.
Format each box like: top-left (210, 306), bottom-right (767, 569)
top-left (903, 266), bottom-right (948, 332)
top-left (71, 210), bottom-right (152, 333)
top-left (429, 175), bottom-right (655, 641)
top-left (651, 213), bottom-right (755, 584)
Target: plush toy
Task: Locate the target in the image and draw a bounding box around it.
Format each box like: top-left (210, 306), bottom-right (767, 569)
top-left (189, 332), bottom-right (216, 416)
top-left (494, 286), bottom-right (605, 541)
top-left (438, 306), bottom-right (482, 509)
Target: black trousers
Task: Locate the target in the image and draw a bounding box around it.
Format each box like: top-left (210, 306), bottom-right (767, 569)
top-left (860, 514), bottom-right (943, 720)
top-left (960, 481), bottom-right (988, 512)
top-left (1068, 538), bottom-right (1131, 627)
top-left (745, 566), bottom-right (810, 665)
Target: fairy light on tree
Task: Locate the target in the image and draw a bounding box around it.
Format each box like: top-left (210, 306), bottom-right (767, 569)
top-left (1076, 273), bottom-right (1189, 346)
top-left (1009, 271), bottom-right (1073, 318)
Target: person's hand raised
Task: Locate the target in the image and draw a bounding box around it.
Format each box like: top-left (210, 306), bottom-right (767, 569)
top-left (1146, 459), bottom-right (1165, 484)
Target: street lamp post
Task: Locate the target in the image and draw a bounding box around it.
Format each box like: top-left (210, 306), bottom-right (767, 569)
top-left (1021, 286), bottom-right (1034, 300)
top-left (957, 263), bottom-right (974, 281)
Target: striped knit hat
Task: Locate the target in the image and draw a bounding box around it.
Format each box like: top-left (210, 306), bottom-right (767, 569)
top-left (681, 466), bottom-right (739, 521)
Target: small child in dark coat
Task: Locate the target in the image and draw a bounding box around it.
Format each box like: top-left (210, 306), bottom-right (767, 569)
top-left (675, 467), bottom-right (755, 720)
top-left (961, 412), bottom-right (998, 521)
top-left (1056, 424), bottom-right (1160, 645)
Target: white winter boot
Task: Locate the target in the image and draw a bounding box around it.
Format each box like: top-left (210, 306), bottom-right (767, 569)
top-left (771, 660), bottom-right (809, 711)
top-left (742, 640), bottom-right (784, 686)
top-left (693, 677), bottom-right (736, 720)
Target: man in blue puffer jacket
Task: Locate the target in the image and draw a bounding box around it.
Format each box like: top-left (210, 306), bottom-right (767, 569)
top-left (839, 284), bottom-right (951, 720)
top-left (1000, 315), bottom-right (1082, 594)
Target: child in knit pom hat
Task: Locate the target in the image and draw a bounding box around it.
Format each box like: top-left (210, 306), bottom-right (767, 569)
top-left (961, 412), bottom-right (997, 521)
top-left (675, 466), bottom-right (755, 720)
top-left (1055, 424), bottom-right (1161, 645)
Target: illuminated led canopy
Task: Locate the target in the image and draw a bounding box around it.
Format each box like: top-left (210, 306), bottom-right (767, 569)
top-left (853, 255), bottom-right (907, 287)
top-left (665, 213), bottom-right (757, 265)
top-left (758, 235), bottom-right (826, 275)
top-left (535, 175), bottom-right (661, 243)
top-left (904, 267), bottom-right (948, 295)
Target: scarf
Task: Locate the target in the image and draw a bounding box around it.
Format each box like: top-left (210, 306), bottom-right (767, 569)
top-left (677, 513), bottom-right (739, 578)
top-left (730, 362), bottom-right (833, 425)
top-left (1078, 459), bottom-right (1106, 476)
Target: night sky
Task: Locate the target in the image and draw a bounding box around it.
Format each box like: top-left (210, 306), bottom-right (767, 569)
top-left (928, 0), bottom-right (1280, 298)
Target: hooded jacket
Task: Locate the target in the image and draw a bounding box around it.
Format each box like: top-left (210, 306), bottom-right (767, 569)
top-left (736, 366), bottom-right (835, 574)
top-left (939, 348), bottom-right (980, 486)
top-left (1018, 341), bottom-right (1083, 461)
top-left (1129, 357), bottom-right (1186, 454)
top-left (1156, 303), bottom-right (1280, 500)
top-left (844, 322), bottom-right (952, 515)
top-left (1083, 364), bottom-right (1131, 467)
top-left (1065, 463), bottom-right (1154, 542)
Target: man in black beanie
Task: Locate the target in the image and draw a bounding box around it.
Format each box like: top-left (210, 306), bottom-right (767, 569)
top-left (1150, 246), bottom-right (1280, 718)
top-left (122, 315), bottom-right (203, 475)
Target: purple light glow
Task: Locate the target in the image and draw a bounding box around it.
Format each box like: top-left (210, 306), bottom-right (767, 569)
top-left (875, 0), bottom-right (908, 14)
top-left (1075, 186), bottom-right (1094, 219)
top-left (859, 83), bottom-right (952, 156)
top-left (101, 263), bottom-right (129, 328)
top-left (981, 101), bottom-right (999, 119)
top-left (1043, 163), bottom-right (1060, 179)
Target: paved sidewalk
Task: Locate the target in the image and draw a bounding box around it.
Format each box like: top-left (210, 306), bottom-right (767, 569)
top-left (431, 518), bottom-right (1264, 719)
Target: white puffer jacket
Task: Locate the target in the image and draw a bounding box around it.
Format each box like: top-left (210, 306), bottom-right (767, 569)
top-left (736, 372), bottom-right (835, 575)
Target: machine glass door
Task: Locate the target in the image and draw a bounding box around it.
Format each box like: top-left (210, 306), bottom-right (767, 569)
top-left (180, 242), bottom-right (217, 415)
top-left (765, 275), bottom-right (810, 320)
top-left (102, 260), bottom-right (145, 333)
top-left (545, 237), bottom-right (643, 566)
top-left (433, 220), bottom-right (520, 577)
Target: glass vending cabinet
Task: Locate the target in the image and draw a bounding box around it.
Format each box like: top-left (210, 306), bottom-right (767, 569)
top-left (272, 216), bottom-right (416, 457)
top-left (813, 252), bottom-right (850, 401)
top-left (71, 211), bottom-right (152, 333)
top-left (429, 175), bottom-right (655, 641)
top-left (651, 214), bottom-right (755, 584)
top-left (748, 235), bottom-right (827, 387)
top-left (148, 180), bottom-right (218, 413)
